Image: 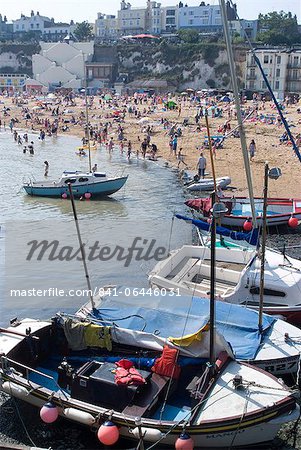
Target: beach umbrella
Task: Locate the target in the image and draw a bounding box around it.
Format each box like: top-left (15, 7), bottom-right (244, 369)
top-left (166, 100), bottom-right (177, 109)
top-left (181, 92), bottom-right (187, 95)
top-left (104, 94), bottom-right (112, 100)
top-left (132, 34), bottom-right (159, 39)
top-left (32, 105), bottom-right (44, 110)
top-left (186, 88), bottom-right (194, 92)
top-left (221, 95), bottom-right (231, 103)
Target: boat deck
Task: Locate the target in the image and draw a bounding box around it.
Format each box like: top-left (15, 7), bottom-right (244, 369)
top-left (166, 257), bottom-right (245, 296)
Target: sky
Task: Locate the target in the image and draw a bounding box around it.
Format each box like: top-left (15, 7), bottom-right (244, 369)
top-left (1, 0), bottom-right (300, 23)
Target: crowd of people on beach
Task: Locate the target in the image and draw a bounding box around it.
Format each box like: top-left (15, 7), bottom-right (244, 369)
top-left (2, 87), bottom-right (301, 188)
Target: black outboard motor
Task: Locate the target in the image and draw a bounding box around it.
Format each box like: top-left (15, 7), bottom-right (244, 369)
top-left (57, 358), bottom-right (74, 390)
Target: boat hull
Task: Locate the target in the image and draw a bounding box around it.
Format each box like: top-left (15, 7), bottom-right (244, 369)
top-left (23, 176), bottom-right (128, 198)
top-left (186, 176), bottom-right (231, 192)
top-left (222, 212), bottom-right (301, 228)
top-left (186, 197), bottom-right (301, 228)
top-left (0, 371), bottom-right (297, 448)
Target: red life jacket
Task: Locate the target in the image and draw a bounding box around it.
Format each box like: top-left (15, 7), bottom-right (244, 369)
top-left (114, 359), bottom-right (146, 386)
top-left (151, 346), bottom-right (181, 380)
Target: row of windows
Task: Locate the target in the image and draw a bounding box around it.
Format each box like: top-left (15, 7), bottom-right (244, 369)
top-left (16, 24), bottom-right (68, 33)
top-left (263, 55), bottom-right (281, 64)
top-left (122, 20), bottom-right (140, 26)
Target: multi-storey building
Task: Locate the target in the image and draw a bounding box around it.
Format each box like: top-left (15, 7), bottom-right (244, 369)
top-left (228, 19), bottom-right (258, 40)
top-left (161, 6), bottom-right (178, 34)
top-left (13, 11), bottom-right (76, 42)
top-left (245, 48), bottom-right (301, 98)
top-left (118, 0), bottom-right (147, 35)
top-left (95, 14), bottom-right (119, 40)
top-left (178, 3), bottom-right (222, 32)
top-left (96, 1), bottom-right (238, 38)
top-left (286, 50), bottom-right (301, 94)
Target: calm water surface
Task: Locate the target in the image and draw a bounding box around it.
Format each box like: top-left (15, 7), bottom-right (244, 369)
top-left (0, 130), bottom-right (190, 325)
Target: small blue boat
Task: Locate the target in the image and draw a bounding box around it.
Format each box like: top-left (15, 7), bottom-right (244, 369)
top-left (23, 171), bottom-right (128, 198)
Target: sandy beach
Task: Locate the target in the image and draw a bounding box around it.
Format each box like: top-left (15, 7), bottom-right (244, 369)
top-left (1, 93), bottom-right (301, 198)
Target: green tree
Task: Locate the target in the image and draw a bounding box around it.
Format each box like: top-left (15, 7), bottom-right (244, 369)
top-left (177, 29), bottom-right (199, 44)
top-left (73, 21), bottom-right (94, 42)
top-left (258, 11), bottom-right (301, 45)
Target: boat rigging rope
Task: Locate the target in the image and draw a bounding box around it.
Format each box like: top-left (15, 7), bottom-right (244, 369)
top-left (227, 387), bottom-right (250, 449)
top-left (10, 391), bottom-right (37, 447)
top-left (228, 0), bottom-right (301, 163)
top-left (146, 379), bottom-right (233, 450)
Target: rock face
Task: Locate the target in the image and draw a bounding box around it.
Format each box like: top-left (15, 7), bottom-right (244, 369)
top-left (0, 42), bottom-right (246, 90)
top-left (116, 42), bottom-right (246, 90)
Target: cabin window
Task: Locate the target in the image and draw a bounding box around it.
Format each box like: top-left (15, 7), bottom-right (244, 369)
top-left (249, 286), bottom-right (286, 297)
top-left (78, 177), bottom-right (89, 182)
top-left (64, 178), bottom-right (77, 184)
top-left (94, 173), bottom-right (106, 178)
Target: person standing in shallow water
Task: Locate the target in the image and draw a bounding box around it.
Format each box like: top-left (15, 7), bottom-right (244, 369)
top-left (44, 161), bottom-right (49, 177)
top-left (249, 139), bottom-right (256, 161)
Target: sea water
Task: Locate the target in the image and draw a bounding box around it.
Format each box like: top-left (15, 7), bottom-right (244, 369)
top-left (0, 130), bottom-right (191, 325)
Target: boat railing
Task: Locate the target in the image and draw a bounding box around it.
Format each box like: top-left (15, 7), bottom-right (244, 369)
top-left (0, 355), bottom-right (69, 399)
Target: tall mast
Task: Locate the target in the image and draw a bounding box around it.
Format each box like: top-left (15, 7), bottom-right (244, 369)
top-left (219, 0), bottom-right (257, 226)
top-left (68, 183), bottom-right (95, 310)
top-left (83, 52), bottom-right (92, 172)
top-left (209, 191), bottom-right (216, 375)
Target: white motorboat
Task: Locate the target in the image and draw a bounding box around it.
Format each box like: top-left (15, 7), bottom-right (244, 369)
top-left (149, 243), bottom-right (301, 326)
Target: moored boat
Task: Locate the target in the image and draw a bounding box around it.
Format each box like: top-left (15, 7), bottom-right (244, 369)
top-left (185, 176), bottom-right (231, 192)
top-left (0, 314), bottom-right (298, 448)
top-left (186, 196), bottom-right (301, 228)
top-left (23, 171), bottom-right (128, 198)
top-left (78, 288), bottom-right (301, 377)
top-left (149, 241), bottom-right (301, 326)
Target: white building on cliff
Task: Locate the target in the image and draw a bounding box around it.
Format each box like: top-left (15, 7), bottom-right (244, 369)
top-left (32, 39), bottom-right (94, 90)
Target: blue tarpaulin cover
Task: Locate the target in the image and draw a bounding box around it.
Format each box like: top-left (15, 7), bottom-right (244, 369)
top-left (175, 214), bottom-right (259, 246)
top-left (90, 292), bottom-right (275, 360)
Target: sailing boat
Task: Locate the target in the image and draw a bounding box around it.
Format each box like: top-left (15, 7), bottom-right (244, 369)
top-left (0, 184), bottom-right (299, 449)
top-left (23, 72), bottom-right (128, 199)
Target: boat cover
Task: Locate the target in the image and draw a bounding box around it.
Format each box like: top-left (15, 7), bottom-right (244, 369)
top-left (89, 291), bottom-right (275, 360)
top-left (175, 214), bottom-right (259, 246)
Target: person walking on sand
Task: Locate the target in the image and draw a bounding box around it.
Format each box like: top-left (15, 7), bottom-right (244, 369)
top-left (172, 134), bottom-right (178, 157)
top-left (177, 148), bottom-right (187, 169)
top-left (196, 153), bottom-right (207, 179)
top-left (249, 139), bottom-right (256, 161)
top-left (44, 161), bottom-right (49, 177)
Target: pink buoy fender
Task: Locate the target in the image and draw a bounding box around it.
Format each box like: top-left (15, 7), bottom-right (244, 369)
top-left (97, 421), bottom-right (120, 446)
top-left (40, 402), bottom-right (59, 423)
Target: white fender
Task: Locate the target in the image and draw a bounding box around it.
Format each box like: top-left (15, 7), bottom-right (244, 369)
top-left (132, 427), bottom-right (163, 442)
top-left (63, 407), bottom-right (95, 426)
top-left (2, 381), bottom-right (28, 399)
